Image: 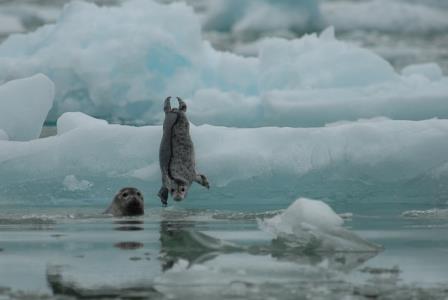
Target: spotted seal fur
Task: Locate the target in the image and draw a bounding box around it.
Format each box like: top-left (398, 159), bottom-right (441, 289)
top-left (158, 97), bottom-right (209, 206)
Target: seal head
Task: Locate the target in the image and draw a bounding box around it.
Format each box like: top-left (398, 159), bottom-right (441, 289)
top-left (105, 187), bottom-right (144, 217)
top-left (170, 178), bottom-right (188, 201)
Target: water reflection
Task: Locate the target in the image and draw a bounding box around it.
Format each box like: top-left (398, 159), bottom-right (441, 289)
top-left (159, 220), bottom-right (221, 270)
top-left (158, 218), bottom-right (378, 273)
top-left (44, 210), bottom-right (381, 299)
top-left (267, 238), bottom-right (379, 272)
top-left (114, 241), bottom-right (144, 250)
top-left (113, 219), bottom-right (144, 231)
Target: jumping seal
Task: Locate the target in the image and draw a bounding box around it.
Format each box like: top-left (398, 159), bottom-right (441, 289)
top-left (105, 187), bottom-right (144, 216)
top-left (158, 97), bottom-right (209, 206)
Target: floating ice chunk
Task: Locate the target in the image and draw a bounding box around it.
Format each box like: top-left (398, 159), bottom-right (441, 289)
top-left (62, 175), bottom-right (93, 192)
top-left (401, 209), bottom-right (448, 219)
top-left (259, 198), bottom-right (381, 252)
top-left (1, 114), bottom-right (448, 206)
top-left (57, 112), bottom-right (108, 135)
top-left (0, 74), bottom-right (54, 141)
top-left (261, 198), bottom-right (343, 235)
top-left (401, 63), bottom-right (443, 81)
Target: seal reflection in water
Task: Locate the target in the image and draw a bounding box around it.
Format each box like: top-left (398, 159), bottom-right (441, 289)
top-left (158, 97), bottom-right (209, 206)
top-left (105, 187), bottom-right (144, 216)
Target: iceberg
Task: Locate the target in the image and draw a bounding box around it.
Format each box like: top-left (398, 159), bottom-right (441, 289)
top-left (0, 74), bottom-right (54, 141)
top-left (0, 13), bottom-right (25, 35)
top-left (0, 112), bottom-right (448, 207)
top-left (0, 1), bottom-right (447, 126)
top-left (201, 0), bottom-right (322, 37)
top-left (258, 198), bottom-right (381, 252)
top-left (401, 63), bottom-right (443, 81)
top-left (321, 0), bottom-right (448, 34)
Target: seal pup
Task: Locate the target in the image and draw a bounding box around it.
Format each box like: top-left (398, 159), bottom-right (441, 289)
top-left (105, 187), bottom-right (144, 216)
top-left (158, 97), bottom-right (209, 206)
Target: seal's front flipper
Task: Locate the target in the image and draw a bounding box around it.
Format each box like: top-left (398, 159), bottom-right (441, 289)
top-left (164, 97), bottom-right (172, 113)
top-left (176, 97), bottom-right (187, 112)
top-left (195, 174), bottom-right (210, 189)
top-left (158, 186), bottom-right (169, 207)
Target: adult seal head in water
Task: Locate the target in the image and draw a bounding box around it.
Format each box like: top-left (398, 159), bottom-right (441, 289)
top-left (158, 96), bottom-right (209, 206)
top-left (105, 187), bottom-right (144, 216)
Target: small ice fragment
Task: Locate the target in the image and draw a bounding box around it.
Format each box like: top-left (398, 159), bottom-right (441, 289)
top-left (401, 208), bottom-right (448, 219)
top-left (62, 175), bottom-right (93, 192)
top-left (339, 213), bottom-right (353, 220)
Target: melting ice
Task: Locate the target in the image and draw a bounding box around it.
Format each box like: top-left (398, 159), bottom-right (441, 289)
top-left (0, 0), bottom-right (447, 126)
top-left (1, 1), bottom-right (448, 298)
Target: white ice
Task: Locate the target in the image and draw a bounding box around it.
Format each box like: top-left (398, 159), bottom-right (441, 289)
top-left (260, 198), bottom-right (343, 234)
top-left (200, 0), bottom-right (321, 37)
top-left (401, 63), bottom-right (444, 81)
top-left (0, 13), bottom-right (25, 35)
top-left (258, 198), bottom-right (380, 252)
top-left (57, 112), bottom-right (108, 135)
top-left (62, 175), bottom-right (93, 192)
top-left (188, 0), bottom-right (448, 36)
top-left (0, 112), bottom-right (448, 205)
top-left (0, 74), bottom-right (54, 141)
top-left (401, 208), bottom-right (448, 219)
top-left (321, 0), bottom-right (448, 34)
top-left (0, 1), bottom-right (447, 126)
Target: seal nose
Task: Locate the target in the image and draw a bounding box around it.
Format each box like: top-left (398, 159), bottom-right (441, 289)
top-left (173, 195), bottom-right (183, 202)
top-left (127, 198), bottom-right (144, 215)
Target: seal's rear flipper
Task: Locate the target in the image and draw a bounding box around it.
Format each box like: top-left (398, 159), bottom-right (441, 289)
top-left (164, 97), bottom-right (172, 113)
top-left (195, 174), bottom-right (210, 189)
top-left (158, 186), bottom-right (169, 206)
top-left (177, 97), bottom-right (187, 112)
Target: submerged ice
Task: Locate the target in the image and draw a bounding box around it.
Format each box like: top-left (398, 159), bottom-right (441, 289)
top-left (0, 0), bottom-right (447, 126)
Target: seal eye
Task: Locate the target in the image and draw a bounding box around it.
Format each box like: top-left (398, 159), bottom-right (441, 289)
top-left (137, 192), bottom-right (141, 197)
top-left (122, 193), bottom-right (128, 198)
top-left (181, 187), bottom-right (185, 192)
top-left (170, 189), bottom-right (175, 193)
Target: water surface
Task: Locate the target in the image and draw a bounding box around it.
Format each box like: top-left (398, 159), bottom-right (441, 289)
top-left (1, 204), bottom-right (447, 299)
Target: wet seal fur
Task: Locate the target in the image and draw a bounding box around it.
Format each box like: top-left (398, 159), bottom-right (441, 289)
top-left (158, 97), bottom-right (209, 206)
top-left (105, 187), bottom-right (144, 216)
